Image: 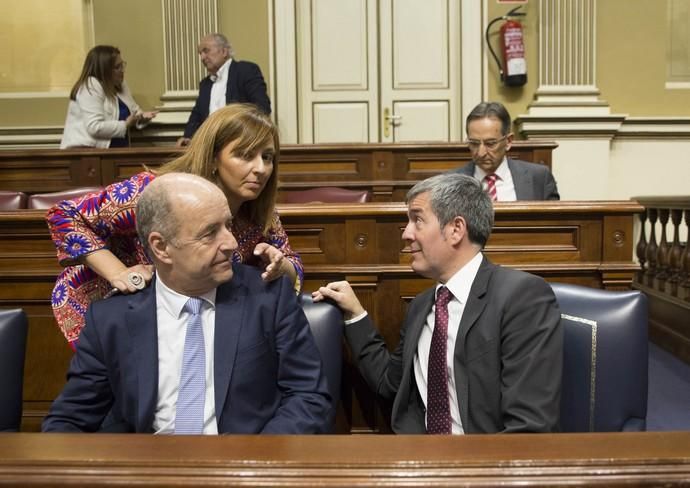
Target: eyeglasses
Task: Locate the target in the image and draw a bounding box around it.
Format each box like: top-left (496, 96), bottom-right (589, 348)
top-left (113, 61), bottom-right (127, 71)
top-left (466, 135), bottom-right (508, 151)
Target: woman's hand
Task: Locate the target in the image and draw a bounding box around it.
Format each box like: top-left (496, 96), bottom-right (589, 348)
top-left (254, 243), bottom-right (296, 284)
top-left (138, 110), bottom-right (158, 122)
top-left (109, 264), bottom-right (155, 294)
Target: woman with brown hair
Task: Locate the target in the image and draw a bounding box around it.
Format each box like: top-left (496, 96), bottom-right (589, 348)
top-left (48, 104), bottom-right (303, 349)
top-left (60, 45), bottom-right (157, 149)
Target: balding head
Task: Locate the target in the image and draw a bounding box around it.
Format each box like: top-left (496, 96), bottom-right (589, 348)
top-left (137, 173), bottom-right (238, 296)
top-left (136, 173), bottom-right (225, 256)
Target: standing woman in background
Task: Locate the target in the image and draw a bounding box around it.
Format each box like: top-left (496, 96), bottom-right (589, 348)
top-left (60, 45), bottom-right (157, 149)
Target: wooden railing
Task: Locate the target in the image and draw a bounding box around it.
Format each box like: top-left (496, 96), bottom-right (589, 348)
top-left (1, 432), bottom-right (690, 486)
top-left (632, 196), bottom-right (690, 364)
top-left (0, 141), bottom-right (556, 201)
top-left (0, 201), bottom-right (642, 432)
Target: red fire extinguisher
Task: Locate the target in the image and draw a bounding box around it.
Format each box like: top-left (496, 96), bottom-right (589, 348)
top-left (487, 7), bottom-right (528, 87)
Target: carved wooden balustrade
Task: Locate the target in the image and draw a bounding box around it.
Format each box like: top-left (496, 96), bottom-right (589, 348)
top-left (633, 196), bottom-right (690, 363)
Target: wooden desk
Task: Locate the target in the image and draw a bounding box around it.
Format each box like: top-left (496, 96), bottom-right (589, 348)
top-left (1, 432), bottom-right (689, 486)
top-left (0, 201), bottom-right (642, 432)
top-left (0, 141), bottom-right (556, 201)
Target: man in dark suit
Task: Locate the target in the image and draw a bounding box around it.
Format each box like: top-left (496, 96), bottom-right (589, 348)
top-left (314, 173), bottom-right (562, 434)
top-left (43, 173), bottom-right (331, 434)
top-left (453, 102), bottom-right (559, 201)
top-left (177, 33), bottom-right (271, 146)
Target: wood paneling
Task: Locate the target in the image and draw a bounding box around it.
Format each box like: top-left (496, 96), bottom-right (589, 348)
top-left (1, 432), bottom-right (690, 486)
top-left (0, 142), bottom-right (556, 202)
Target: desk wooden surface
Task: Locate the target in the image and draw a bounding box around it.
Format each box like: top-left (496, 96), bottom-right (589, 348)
top-left (0, 432), bottom-right (689, 486)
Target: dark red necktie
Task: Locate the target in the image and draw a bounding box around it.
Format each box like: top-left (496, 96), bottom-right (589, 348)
top-left (426, 286), bottom-right (453, 434)
top-left (484, 173), bottom-right (498, 201)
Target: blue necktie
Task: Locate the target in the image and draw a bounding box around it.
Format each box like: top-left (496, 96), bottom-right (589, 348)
top-left (174, 297), bottom-right (206, 434)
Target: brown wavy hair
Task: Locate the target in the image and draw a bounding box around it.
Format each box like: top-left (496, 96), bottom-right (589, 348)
top-left (70, 45), bottom-right (122, 101)
top-left (158, 104), bottom-right (280, 234)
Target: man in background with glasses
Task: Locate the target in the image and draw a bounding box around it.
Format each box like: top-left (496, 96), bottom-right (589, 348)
top-left (454, 102), bottom-right (560, 201)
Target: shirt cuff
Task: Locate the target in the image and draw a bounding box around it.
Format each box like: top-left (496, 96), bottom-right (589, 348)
top-left (344, 311), bottom-right (368, 325)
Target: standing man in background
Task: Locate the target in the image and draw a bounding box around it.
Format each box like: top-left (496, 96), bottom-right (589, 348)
top-left (177, 33), bottom-right (271, 146)
top-left (454, 102), bottom-right (560, 201)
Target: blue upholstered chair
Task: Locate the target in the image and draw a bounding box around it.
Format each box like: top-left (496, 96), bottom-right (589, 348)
top-left (0, 309), bottom-right (28, 431)
top-left (299, 293), bottom-right (343, 431)
top-left (550, 282), bottom-right (648, 432)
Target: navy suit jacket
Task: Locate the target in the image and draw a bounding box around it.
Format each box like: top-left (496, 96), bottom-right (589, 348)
top-left (344, 256), bottom-right (562, 434)
top-left (455, 158), bottom-right (560, 200)
top-left (42, 264), bottom-right (332, 434)
top-left (183, 60), bottom-right (271, 138)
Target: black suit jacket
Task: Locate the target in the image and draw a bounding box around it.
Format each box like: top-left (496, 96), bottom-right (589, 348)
top-left (183, 60), bottom-right (271, 138)
top-left (43, 264), bottom-right (332, 434)
top-left (455, 158), bottom-right (560, 200)
top-left (344, 256), bottom-right (562, 434)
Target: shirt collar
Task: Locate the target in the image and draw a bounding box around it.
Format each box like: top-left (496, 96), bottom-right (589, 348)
top-left (209, 58), bottom-right (232, 83)
top-left (435, 252), bottom-right (483, 305)
top-left (473, 156), bottom-right (510, 181)
top-left (155, 274), bottom-right (217, 319)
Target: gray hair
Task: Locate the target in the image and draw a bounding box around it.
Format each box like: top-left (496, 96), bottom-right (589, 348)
top-left (136, 176), bottom-right (180, 257)
top-left (207, 32), bottom-right (235, 58)
top-left (465, 101), bottom-right (512, 136)
top-left (406, 173), bottom-right (494, 247)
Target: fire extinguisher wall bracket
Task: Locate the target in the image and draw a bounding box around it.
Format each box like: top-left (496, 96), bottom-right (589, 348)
top-left (486, 6), bottom-right (528, 87)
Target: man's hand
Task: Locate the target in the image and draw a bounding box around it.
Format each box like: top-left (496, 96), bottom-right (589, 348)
top-left (176, 137), bottom-right (191, 147)
top-left (313, 281), bottom-right (365, 320)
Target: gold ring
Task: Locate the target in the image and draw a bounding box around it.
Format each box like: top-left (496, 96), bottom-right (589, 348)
top-left (127, 271), bottom-right (146, 290)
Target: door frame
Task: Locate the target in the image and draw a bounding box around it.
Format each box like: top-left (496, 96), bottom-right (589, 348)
top-left (270, 0), bottom-right (487, 144)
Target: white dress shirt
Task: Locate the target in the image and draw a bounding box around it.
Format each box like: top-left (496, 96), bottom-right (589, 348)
top-left (474, 157), bottom-right (517, 202)
top-left (153, 276), bottom-right (218, 434)
top-left (414, 251), bottom-right (483, 434)
top-left (209, 59), bottom-right (232, 115)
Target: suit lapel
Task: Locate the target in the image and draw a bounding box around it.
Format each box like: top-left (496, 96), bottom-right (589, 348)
top-left (226, 62), bottom-right (238, 103)
top-left (212, 278), bottom-right (246, 424)
top-left (457, 257), bottom-right (493, 351)
top-left (126, 283), bottom-right (159, 432)
top-left (508, 158), bottom-right (533, 200)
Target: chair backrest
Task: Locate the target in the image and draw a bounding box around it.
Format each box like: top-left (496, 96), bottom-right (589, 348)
top-left (0, 309), bottom-right (28, 431)
top-left (281, 187), bottom-right (372, 204)
top-left (298, 293), bottom-right (343, 429)
top-left (550, 282), bottom-right (648, 432)
top-left (0, 190), bottom-right (28, 210)
top-left (27, 187), bottom-right (103, 209)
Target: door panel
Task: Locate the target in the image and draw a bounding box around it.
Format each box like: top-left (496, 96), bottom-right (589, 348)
top-left (393, 101), bottom-right (449, 142)
top-left (380, 0), bottom-right (460, 142)
top-left (297, 0), bottom-right (378, 143)
top-left (313, 102), bottom-right (370, 143)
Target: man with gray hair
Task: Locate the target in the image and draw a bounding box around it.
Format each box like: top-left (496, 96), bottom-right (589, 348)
top-left (177, 33), bottom-right (271, 146)
top-left (314, 173), bottom-right (562, 434)
top-left (44, 173), bottom-right (331, 434)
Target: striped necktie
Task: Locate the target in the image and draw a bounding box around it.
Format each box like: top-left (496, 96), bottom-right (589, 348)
top-left (484, 173), bottom-right (498, 202)
top-left (174, 297), bottom-right (206, 434)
